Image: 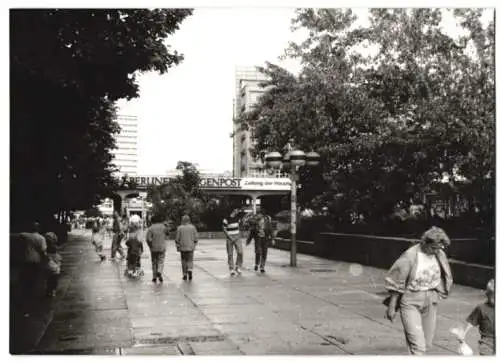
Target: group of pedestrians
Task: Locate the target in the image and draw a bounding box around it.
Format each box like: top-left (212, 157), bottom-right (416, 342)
top-left (222, 209), bottom-right (275, 276)
top-left (91, 210), bottom-right (496, 355)
top-left (89, 208), bottom-right (275, 281)
top-left (384, 225), bottom-right (495, 356)
top-left (12, 222), bottom-right (63, 299)
top-left (11, 211), bottom-right (494, 356)
top-left (90, 212), bottom-right (200, 282)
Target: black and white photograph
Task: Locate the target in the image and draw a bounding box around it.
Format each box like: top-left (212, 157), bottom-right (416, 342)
top-left (8, 2), bottom-right (495, 356)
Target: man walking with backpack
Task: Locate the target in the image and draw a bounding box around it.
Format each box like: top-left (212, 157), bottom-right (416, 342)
top-left (247, 209), bottom-right (274, 273)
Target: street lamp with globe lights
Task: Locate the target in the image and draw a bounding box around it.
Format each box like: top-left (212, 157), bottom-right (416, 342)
top-left (264, 146), bottom-right (320, 267)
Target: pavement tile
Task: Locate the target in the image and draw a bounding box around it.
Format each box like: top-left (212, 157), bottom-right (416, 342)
top-left (132, 326), bottom-right (222, 340)
top-left (130, 319), bottom-right (212, 328)
top-left (189, 340), bottom-right (241, 355)
top-left (228, 334), bottom-right (268, 355)
top-left (121, 344), bottom-right (181, 355)
top-left (193, 298), bottom-right (259, 306)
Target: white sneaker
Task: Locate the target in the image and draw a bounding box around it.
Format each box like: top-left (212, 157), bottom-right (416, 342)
top-left (230, 270), bottom-right (235, 276)
top-left (235, 267), bottom-right (242, 275)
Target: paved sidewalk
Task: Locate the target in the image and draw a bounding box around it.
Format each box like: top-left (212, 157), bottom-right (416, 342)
top-left (26, 230), bottom-right (486, 355)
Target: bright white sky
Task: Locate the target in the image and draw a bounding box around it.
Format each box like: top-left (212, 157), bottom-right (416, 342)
top-left (117, 8), bottom-right (302, 175)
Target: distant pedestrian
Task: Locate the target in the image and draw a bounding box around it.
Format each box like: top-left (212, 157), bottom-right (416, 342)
top-left (44, 232), bottom-right (62, 297)
top-left (128, 214), bottom-right (144, 241)
top-left (129, 213), bottom-right (142, 230)
top-left (223, 209), bottom-right (243, 276)
top-left (453, 279), bottom-right (495, 355)
top-left (91, 219), bottom-right (106, 261)
top-left (384, 226), bottom-right (453, 355)
top-left (125, 235), bottom-right (144, 278)
top-left (111, 212), bottom-right (125, 260)
top-left (146, 215), bottom-right (169, 283)
top-left (105, 216), bottom-right (114, 238)
top-left (175, 215), bottom-right (199, 281)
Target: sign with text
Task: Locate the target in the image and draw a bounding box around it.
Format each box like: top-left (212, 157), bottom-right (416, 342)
top-left (200, 177), bottom-right (241, 189)
top-left (240, 177), bottom-right (291, 191)
top-left (127, 176), bottom-right (175, 187)
top-left (200, 177), bottom-right (291, 191)
top-left (125, 175), bottom-right (291, 191)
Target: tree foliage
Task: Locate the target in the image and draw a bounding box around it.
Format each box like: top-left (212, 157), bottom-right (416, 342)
top-left (235, 8), bottom-right (494, 226)
top-left (147, 161), bottom-right (204, 227)
top-left (10, 9), bottom-right (192, 228)
top-left (148, 162), bottom-right (240, 230)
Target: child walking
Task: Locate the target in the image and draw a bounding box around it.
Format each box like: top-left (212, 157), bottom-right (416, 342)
top-left (44, 232), bottom-right (62, 297)
top-left (91, 219), bottom-right (106, 262)
top-left (125, 235), bottom-right (144, 278)
top-left (455, 278), bottom-right (495, 355)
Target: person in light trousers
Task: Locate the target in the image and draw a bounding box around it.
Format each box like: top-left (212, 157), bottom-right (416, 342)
top-left (384, 226), bottom-right (453, 355)
top-left (223, 210), bottom-right (243, 276)
top-left (175, 215), bottom-right (199, 281)
top-left (146, 215), bottom-right (169, 283)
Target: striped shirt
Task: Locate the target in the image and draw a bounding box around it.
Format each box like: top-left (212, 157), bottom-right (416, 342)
top-left (223, 217), bottom-right (240, 237)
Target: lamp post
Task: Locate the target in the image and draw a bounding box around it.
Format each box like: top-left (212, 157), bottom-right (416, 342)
top-left (265, 148), bottom-right (320, 267)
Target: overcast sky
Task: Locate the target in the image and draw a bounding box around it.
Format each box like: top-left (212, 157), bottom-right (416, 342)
top-left (116, 8), bottom-right (302, 175)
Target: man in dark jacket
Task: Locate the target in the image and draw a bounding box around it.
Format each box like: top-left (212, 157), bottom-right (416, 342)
top-left (146, 215), bottom-right (169, 283)
top-left (246, 210), bottom-right (274, 273)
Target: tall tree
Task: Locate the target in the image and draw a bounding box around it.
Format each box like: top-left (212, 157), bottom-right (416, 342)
top-left (236, 8), bottom-right (494, 225)
top-left (148, 161), bottom-right (205, 227)
top-left (176, 161), bottom-right (202, 195)
top-left (10, 9), bottom-right (192, 228)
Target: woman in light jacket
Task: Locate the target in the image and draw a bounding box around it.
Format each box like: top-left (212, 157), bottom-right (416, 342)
top-left (385, 226), bottom-right (453, 355)
top-left (175, 215), bottom-right (199, 281)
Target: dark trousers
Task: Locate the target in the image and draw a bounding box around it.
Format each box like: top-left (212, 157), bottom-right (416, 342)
top-left (111, 233), bottom-right (124, 258)
top-left (180, 251), bottom-right (194, 274)
top-left (127, 253), bottom-right (141, 270)
top-left (46, 273), bottom-right (59, 293)
top-left (151, 251), bottom-right (166, 277)
top-left (19, 262), bottom-right (42, 298)
top-left (255, 237), bottom-right (268, 269)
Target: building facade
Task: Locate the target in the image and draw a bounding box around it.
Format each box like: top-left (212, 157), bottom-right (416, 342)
top-left (232, 66), bottom-right (269, 177)
top-left (111, 114), bottom-right (139, 176)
